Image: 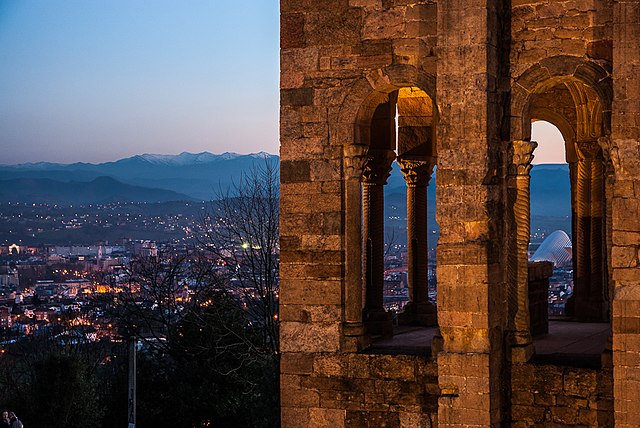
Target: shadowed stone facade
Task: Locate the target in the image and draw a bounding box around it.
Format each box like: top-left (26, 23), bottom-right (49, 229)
top-left (280, 1), bottom-right (639, 426)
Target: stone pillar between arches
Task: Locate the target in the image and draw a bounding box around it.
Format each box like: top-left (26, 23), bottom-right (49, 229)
top-left (509, 140), bottom-right (537, 362)
top-left (341, 144), bottom-right (370, 352)
top-left (362, 150), bottom-right (395, 338)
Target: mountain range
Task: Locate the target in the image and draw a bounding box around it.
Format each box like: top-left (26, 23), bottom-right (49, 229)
top-left (383, 162), bottom-right (571, 247)
top-left (0, 152), bottom-right (278, 202)
top-left (0, 176), bottom-right (192, 205)
top-left (0, 152), bottom-right (571, 221)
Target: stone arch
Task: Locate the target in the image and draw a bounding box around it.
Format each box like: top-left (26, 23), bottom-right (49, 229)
top-left (337, 64), bottom-right (439, 344)
top-left (508, 56), bottom-right (613, 344)
top-left (333, 64), bottom-right (437, 148)
top-left (511, 55), bottom-right (612, 142)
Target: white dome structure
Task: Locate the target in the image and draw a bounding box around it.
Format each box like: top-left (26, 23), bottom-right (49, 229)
top-left (530, 230), bottom-right (572, 268)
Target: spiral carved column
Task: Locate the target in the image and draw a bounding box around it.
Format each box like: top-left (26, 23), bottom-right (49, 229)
top-left (509, 140), bottom-right (537, 361)
top-left (599, 136), bottom-right (616, 319)
top-left (362, 150), bottom-right (395, 337)
top-left (397, 156), bottom-right (437, 326)
top-left (572, 142), bottom-right (595, 321)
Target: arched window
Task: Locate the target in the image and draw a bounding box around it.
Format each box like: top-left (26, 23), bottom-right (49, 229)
top-left (509, 70), bottom-right (613, 364)
top-left (350, 87), bottom-right (440, 343)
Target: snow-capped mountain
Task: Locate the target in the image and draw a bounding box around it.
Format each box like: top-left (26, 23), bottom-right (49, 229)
top-left (136, 151), bottom-right (244, 165)
top-left (0, 152), bottom-right (279, 201)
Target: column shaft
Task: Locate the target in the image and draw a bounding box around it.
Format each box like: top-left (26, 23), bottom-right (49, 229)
top-left (362, 151), bottom-right (394, 337)
top-left (599, 137), bottom-right (615, 314)
top-left (514, 175), bottom-right (532, 342)
top-left (398, 157), bottom-right (436, 326)
top-left (589, 152), bottom-right (605, 320)
top-left (342, 145), bottom-right (369, 349)
top-left (408, 183), bottom-right (428, 305)
top-left (509, 140), bottom-right (537, 359)
top-left (363, 183), bottom-right (385, 313)
top-left (569, 161), bottom-right (578, 309)
top-left (574, 147), bottom-right (592, 320)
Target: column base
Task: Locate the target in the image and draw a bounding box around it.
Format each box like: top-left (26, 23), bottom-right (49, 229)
top-left (364, 309), bottom-right (394, 338)
top-left (565, 295), bottom-right (575, 317)
top-left (343, 321), bottom-right (366, 337)
top-left (587, 298), bottom-right (607, 322)
top-left (398, 301), bottom-right (437, 326)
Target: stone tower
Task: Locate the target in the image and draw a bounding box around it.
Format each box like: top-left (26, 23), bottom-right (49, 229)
top-left (280, 1), bottom-right (639, 426)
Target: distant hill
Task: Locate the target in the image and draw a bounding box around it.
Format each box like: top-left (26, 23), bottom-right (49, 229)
top-left (0, 176), bottom-right (192, 205)
top-left (530, 164), bottom-right (571, 217)
top-left (384, 163), bottom-right (571, 246)
top-left (0, 153), bottom-right (570, 223)
top-left (385, 162), bottom-right (570, 217)
top-left (0, 152), bottom-right (279, 200)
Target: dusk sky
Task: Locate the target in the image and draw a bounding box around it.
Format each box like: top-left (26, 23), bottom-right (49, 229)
top-left (0, 0), bottom-right (279, 164)
top-left (0, 1), bottom-right (564, 165)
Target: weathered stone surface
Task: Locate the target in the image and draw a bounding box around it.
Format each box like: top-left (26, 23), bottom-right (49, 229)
top-left (281, 88), bottom-right (314, 107)
top-left (279, 0), bottom-right (628, 426)
top-left (281, 13), bottom-right (306, 49)
top-left (511, 363), bottom-right (613, 427)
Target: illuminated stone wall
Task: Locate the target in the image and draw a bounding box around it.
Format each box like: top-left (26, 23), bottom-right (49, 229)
top-left (279, 0), bottom-right (637, 426)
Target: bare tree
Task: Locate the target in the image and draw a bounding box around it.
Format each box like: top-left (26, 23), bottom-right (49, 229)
top-left (197, 158), bottom-right (280, 354)
top-left (106, 250), bottom-right (224, 353)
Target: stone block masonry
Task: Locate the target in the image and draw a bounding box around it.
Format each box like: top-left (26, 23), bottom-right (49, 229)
top-left (280, 0), bottom-right (636, 426)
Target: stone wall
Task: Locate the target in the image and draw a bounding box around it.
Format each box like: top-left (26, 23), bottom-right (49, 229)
top-left (511, 0), bottom-right (613, 77)
top-left (511, 363), bottom-right (613, 426)
top-left (279, 0), bottom-right (632, 426)
top-left (281, 352), bottom-right (439, 427)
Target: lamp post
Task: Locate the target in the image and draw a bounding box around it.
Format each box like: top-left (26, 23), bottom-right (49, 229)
top-left (128, 335), bottom-right (136, 428)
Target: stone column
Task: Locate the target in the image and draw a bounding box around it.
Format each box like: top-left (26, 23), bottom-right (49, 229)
top-left (397, 156), bottom-right (437, 326)
top-left (567, 160), bottom-right (578, 317)
top-left (599, 136), bottom-right (615, 315)
top-left (508, 140), bottom-right (537, 361)
top-left (599, 136), bottom-right (615, 367)
top-left (362, 150), bottom-right (395, 337)
top-left (342, 144), bottom-right (369, 351)
top-left (573, 141), bottom-right (594, 321)
top-left (589, 143), bottom-right (605, 321)
top-left (574, 141), bottom-right (607, 321)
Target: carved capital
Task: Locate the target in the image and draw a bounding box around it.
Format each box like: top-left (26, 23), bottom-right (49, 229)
top-left (576, 140), bottom-right (602, 162)
top-left (509, 140), bottom-right (538, 176)
top-left (598, 136), bottom-right (620, 177)
top-left (362, 150), bottom-right (395, 186)
top-left (343, 144), bottom-right (369, 179)
top-left (397, 156), bottom-right (436, 187)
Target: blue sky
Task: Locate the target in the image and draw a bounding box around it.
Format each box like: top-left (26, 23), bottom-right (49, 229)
top-left (0, 0), bottom-right (279, 163)
top-left (0, 1), bottom-right (565, 164)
